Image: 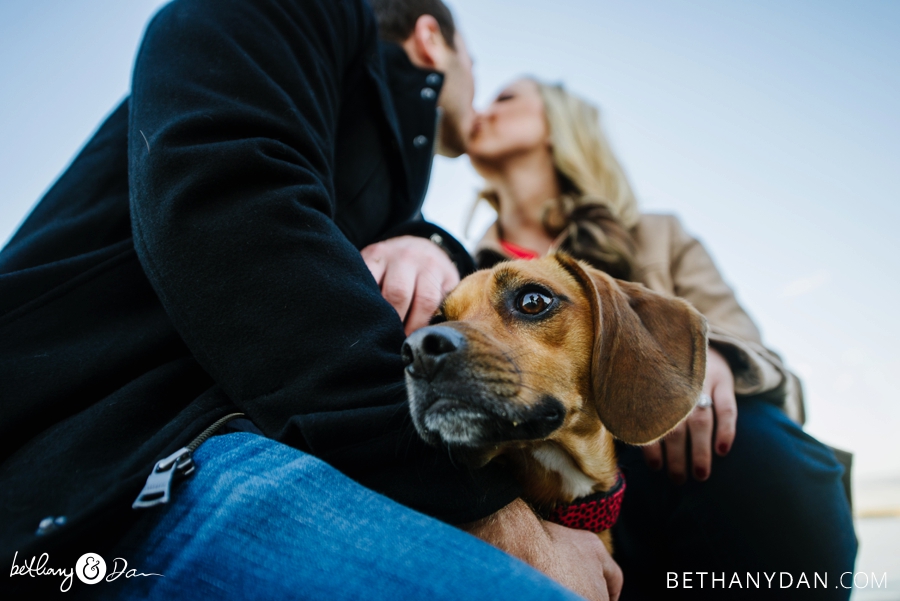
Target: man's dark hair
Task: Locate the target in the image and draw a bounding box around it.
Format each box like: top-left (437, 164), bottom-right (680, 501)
top-left (369, 0), bottom-right (457, 49)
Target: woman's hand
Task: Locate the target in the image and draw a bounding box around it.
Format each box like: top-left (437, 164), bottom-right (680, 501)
top-left (642, 346), bottom-right (736, 483)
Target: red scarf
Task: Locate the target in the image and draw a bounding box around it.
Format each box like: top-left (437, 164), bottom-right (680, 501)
top-left (500, 239), bottom-right (540, 260)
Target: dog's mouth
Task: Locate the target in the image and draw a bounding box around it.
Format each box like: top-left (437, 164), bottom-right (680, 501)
top-left (406, 376), bottom-right (566, 449)
top-left (421, 397), bottom-right (493, 444)
top-left (402, 323), bottom-right (567, 452)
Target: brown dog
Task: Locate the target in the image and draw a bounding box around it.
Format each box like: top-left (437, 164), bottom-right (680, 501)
top-left (402, 253), bottom-right (708, 550)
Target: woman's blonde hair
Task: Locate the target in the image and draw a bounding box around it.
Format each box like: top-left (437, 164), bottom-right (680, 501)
top-left (538, 80), bottom-right (640, 228)
top-left (478, 78), bottom-right (640, 279)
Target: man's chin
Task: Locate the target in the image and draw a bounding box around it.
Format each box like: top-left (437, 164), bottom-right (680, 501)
top-left (435, 144), bottom-right (464, 159)
top-left (435, 135), bottom-right (465, 158)
top-left (435, 112), bottom-right (470, 158)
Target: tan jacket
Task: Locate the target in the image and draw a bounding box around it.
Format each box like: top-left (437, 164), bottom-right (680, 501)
top-left (476, 213), bottom-right (805, 423)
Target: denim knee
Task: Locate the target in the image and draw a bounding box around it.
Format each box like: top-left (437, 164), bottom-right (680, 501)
top-left (94, 432), bottom-right (582, 601)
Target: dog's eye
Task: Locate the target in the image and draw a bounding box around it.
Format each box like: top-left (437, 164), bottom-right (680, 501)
top-left (516, 291), bottom-right (553, 315)
top-left (429, 312), bottom-right (447, 325)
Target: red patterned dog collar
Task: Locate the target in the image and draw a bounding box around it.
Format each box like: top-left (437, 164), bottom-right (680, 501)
top-left (546, 471), bottom-right (626, 533)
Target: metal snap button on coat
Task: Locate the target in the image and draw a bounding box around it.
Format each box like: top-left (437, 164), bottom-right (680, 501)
top-left (420, 87), bottom-right (436, 100)
top-left (426, 73), bottom-right (441, 86)
top-left (413, 135), bottom-right (429, 148)
top-left (36, 515), bottom-right (66, 536)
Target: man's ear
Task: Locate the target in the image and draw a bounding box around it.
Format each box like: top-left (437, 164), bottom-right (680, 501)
top-left (555, 254), bottom-right (707, 445)
top-left (402, 15), bottom-right (452, 70)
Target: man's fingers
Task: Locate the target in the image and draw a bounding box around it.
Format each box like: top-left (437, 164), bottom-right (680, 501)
top-left (380, 262), bottom-right (417, 324)
top-left (663, 423), bottom-right (688, 484)
top-left (713, 381), bottom-right (738, 456)
top-left (360, 244), bottom-right (387, 285)
top-left (600, 547), bottom-right (623, 601)
top-left (542, 522), bottom-right (616, 601)
top-left (360, 236), bottom-right (459, 333)
top-left (431, 253), bottom-right (460, 295)
top-left (403, 257), bottom-right (457, 335)
top-left (687, 404), bottom-right (714, 481)
top-left (642, 442), bottom-right (663, 471)
top-left (404, 273), bottom-right (445, 336)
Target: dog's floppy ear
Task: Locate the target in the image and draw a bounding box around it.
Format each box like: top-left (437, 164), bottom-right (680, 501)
top-left (555, 254), bottom-right (708, 445)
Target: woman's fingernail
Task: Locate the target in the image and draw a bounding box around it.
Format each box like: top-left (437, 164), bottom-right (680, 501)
top-left (694, 467), bottom-right (708, 481)
top-left (717, 443), bottom-right (730, 455)
top-left (648, 459), bottom-right (662, 471)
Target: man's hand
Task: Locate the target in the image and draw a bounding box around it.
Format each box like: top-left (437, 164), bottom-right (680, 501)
top-left (642, 346), bottom-right (737, 482)
top-left (462, 499), bottom-right (623, 601)
top-left (361, 235), bottom-right (460, 336)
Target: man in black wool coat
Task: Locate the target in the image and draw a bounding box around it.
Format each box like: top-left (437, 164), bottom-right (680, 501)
top-left (0, 0), bottom-right (620, 598)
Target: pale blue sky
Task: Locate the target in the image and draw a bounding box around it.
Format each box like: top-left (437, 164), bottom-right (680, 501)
top-left (1, 1), bottom-right (898, 481)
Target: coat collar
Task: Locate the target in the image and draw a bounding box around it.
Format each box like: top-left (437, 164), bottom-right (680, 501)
top-left (474, 221), bottom-right (505, 256)
top-left (367, 42), bottom-right (444, 218)
top-left (473, 221), bottom-right (522, 269)
top-left (475, 220), bottom-right (556, 263)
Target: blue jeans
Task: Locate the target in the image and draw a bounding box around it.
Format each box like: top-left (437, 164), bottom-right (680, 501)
top-left (612, 397), bottom-right (858, 600)
top-left (91, 432), bottom-right (581, 600)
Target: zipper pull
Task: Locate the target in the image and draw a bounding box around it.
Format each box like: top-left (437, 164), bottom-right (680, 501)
top-left (131, 413), bottom-right (245, 510)
top-left (132, 447), bottom-right (195, 509)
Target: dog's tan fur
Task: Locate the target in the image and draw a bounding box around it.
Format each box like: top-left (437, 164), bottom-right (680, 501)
top-left (405, 254), bottom-right (708, 548)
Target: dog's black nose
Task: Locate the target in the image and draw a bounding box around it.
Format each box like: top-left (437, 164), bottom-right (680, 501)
top-left (402, 326), bottom-right (466, 379)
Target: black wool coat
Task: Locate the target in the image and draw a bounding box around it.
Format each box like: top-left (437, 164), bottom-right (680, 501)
top-left (0, 0), bottom-right (520, 562)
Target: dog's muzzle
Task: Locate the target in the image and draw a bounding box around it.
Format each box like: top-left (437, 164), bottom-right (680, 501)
top-left (401, 325), bottom-right (465, 381)
top-left (402, 325), bottom-right (566, 449)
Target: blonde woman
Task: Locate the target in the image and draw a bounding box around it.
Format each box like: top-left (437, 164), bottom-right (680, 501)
top-left (466, 78), bottom-right (856, 600)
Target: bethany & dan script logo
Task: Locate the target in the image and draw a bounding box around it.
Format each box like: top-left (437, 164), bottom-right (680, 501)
top-left (10, 551), bottom-right (163, 592)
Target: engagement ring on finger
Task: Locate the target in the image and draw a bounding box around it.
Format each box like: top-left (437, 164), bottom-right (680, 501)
top-left (697, 393), bottom-right (713, 409)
